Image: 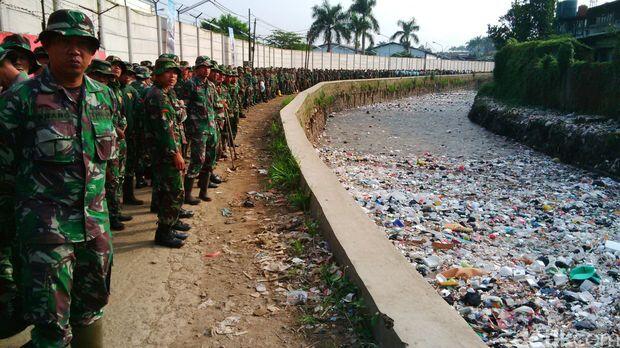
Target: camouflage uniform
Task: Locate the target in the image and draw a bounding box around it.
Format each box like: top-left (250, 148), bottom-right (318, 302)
top-left (129, 67), bottom-right (152, 186)
top-left (144, 59), bottom-right (185, 239)
top-left (0, 34), bottom-right (116, 348)
top-left (0, 46), bottom-right (29, 338)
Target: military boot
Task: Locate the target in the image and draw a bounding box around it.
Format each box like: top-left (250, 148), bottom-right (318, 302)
top-left (123, 176), bottom-right (144, 205)
top-left (135, 175), bottom-right (148, 189)
top-left (184, 177), bottom-right (200, 205)
top-left (155, 225), bottom-right (185, 248)
top-left (198, 172), bottom-right (212, 202)
top-left (179, 208), bottom-right (194, 219)
top-left (71, 319), bottom-right (103, 348)
top-left (110, 217), bottom-right (125, 231)
top-left (172, 220), bottom-right (191, 232)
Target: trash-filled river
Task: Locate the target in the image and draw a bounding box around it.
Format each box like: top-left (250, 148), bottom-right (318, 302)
top-left (318, 90), bottom-right (620, 347)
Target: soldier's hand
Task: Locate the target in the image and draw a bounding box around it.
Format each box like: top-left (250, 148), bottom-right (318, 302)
top-left (173, 151), bottom-right (185, 171)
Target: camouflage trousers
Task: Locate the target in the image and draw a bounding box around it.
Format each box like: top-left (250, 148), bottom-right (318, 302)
top-left (17, 232), bottom-right (112, 347)
top-left (0, 243), bottom-right (25, 338)
top-left (124, 135), bottom-right (139, 177)
top-left (152, 158), bottom-right (184, 227)
top-left (106, 139), bottom-right (126, 218)
top-left (187, 128), bottom-right (219, 179)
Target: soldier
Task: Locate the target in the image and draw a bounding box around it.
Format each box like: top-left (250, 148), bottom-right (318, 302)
top-left (119, 63), bottom-right (144, 206)
top-left (0, 34), bottom-right (40, 75)
top-left (33, 46), bottom-right (49, 76)
top-left (103, 55), bottom-right (132, 230)
top-left (130, 66), bottom-right (152, 189)
top-left (0, 45), bottom-right (30, 339)
top-left (144, 58), bottom-right (189, 248)
top-left (0, 9), bottom-right (116, 346)
top-left (181, 56), bottom-right (215, 205)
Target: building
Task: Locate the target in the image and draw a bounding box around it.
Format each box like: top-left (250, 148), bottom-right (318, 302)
top-left (369, 42), bottom-right (438, 59)
top-left (557, 0), bottom-right (620, 61)
top-left (313, 43), bottom-right (358, 54)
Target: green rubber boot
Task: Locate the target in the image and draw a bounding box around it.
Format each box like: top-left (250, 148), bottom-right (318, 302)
top-left (71, 319), bottom-right (103, 348)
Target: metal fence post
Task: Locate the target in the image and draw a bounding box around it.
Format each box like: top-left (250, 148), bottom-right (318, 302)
top-left (125, 3), bottom-right (134, 62)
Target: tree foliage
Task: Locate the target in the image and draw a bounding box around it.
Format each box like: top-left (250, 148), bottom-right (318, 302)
top-left (348, 13), bottom-right (375, 53)
top-left (308, 0), bottom-right (351, 52)
top-left (466, 36), bottom-right (496, 58)
top-left (390, 17), bottom-right (420, 51)
top-left (201, 14), bottom-right (249, 40)
top-left (487, 0), bottom-right (557, 49)
top-left (349, 0), bottom-right (380, 54)
top-left (265, 30), bottom-right (309, 50)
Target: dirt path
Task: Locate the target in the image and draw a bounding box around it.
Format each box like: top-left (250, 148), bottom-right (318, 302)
top-left (1, 96), bottom-right (317, 348)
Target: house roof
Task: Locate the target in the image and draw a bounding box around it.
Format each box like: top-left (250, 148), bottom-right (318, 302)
top-left (371, 42), bottom-right (436, 55)
top-left (315, 43), bottom-right (357, 51)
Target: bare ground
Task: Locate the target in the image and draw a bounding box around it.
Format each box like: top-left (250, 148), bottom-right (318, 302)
top-left (2, 96), bottom-right (335, 348)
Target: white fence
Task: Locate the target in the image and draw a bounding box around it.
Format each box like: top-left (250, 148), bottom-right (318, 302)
top-left (0, 0), bottom-right (495, 72)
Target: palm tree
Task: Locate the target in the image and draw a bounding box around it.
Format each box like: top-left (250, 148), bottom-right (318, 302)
top-left (349, 0), bottom-right (379, 54)
top-left (348, 13), bottom-right (375, 53)
top-left (308, 0), bottom-right (351, 53)
top-left (390, 18), bottom-right (421, 52)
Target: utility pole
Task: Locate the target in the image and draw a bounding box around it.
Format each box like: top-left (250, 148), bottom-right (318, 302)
top-left (252, 18), bottom-right (257, 67)
top-left (177, 5), bottom-right (184, 60)
top-left (124, 0), bottom-right (134, 62)
top-left (152, 1), bottom-right (162, 55)
top-left (40, 0), bottom-right (46, 30)
top-left (247, 8), bottom-right (251, 66)
top-left (79, 0), bottom-right (119, 51)
top-left (190, 13), bottom-right (202, 56)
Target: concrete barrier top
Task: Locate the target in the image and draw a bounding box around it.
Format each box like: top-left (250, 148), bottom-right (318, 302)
top-left (280, 77), bottom-right (486, 347)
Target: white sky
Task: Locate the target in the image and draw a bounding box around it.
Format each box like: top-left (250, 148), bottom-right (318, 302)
top-left (176, 0), bottom-right (614, 49)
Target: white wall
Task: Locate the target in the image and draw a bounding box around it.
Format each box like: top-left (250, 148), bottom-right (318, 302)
top-left (0, 0), bottom-right (494, 72)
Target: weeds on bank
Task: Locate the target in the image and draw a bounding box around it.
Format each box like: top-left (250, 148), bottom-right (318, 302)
top-left (267, 110), bottom-right (376, 346)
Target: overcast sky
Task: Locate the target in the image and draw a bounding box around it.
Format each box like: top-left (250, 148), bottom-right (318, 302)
top-left (178, 0), bottom-right (613, 49)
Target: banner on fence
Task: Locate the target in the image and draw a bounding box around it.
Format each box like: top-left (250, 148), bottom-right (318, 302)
top-left (228, 27), bottom-right (236, 67)
top-left (165, 0), bottom-right (175, 54)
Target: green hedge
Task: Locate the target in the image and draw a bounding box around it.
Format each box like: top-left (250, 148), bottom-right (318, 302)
top-left (486, 37), bottom-right (619, 120)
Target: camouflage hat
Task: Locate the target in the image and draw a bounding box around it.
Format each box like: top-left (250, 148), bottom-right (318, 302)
top-left (140, 60), bottom-right (153, 67)
top-left (86, 59), bottom-right (115, 76)
top-left (121, 61), bottom-right (135, 75)
top-left (38, 9), bottom-right (100, 49)
top-left (159, 53), bottom-right (179, 64)
top-left (179, 60), bottom-right (190, 69)
top-left (105, 55), bottom-right (123, 65)
top-left (33, 46), bottom-right (48, 58)
top-left (153, 57), bottom-right (181, 75)
top-left (210, 64), bottom-right (222, 73)
top-left (1, 34), bottom-right (40, 74)
top-left (134, 66), bottom-right (151, 79)
top-left (0, 46), bottom-right (11, 63)
top-left (194, 55), bottom-right (212, 68)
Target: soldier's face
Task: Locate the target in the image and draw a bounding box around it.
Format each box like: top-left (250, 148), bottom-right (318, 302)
top-left (155, 70), bottom-right (177, 88)
top-left (110, 63), bottom-right (122, 78)
top-left (43, 35), bottom-right (96, 77)
top-left (10, 51), bottom-right (31, 73)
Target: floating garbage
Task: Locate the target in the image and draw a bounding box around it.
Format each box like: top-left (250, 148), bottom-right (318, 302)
top-left (317, 92), bottom-right (620, 346)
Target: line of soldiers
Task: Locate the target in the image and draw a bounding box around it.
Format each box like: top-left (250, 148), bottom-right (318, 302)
top-left (0, 8), bottom-right (470, 348)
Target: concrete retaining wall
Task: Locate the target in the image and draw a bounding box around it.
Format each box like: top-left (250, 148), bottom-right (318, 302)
top-left (469, 96), bottom-right (620, 179)
top-left (280, 75), bottom-right (490, 347)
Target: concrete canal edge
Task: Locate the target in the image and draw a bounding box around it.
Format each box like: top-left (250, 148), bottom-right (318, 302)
top-left (280, 75), bottom-right (490, 347)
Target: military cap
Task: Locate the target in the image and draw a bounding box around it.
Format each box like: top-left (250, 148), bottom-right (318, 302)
top-left (86, 59), bottom-right (115, 76)
top-left (210, 63), bottom-right (222, 73)
top-left (1, 34), bottom-right (40, 74)
top-left (140, 60), bottom-right (153, 67)
top-left (0, 46), bottom-right (11, 63)
top-left (134, 66), bottom-right (151, 79)
top-left (179, 60), bottom-right (190, 69)
top-left (33, 46), bottom-right (48, 59)
top-left (38, 9), bottom-right (100, 49)
top-left (121, 61), bottom-right (135, 74)
top-left (159, 53), bottom-right (179, 64)
top-left (194, 55), bottom-right (212, 68)
top-left (153, 57), bottom-right (181, 75)
top-left (105, 55), bottom-right (123, 65)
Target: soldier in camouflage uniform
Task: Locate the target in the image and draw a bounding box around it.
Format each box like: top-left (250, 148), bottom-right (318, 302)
top-left (0, 33), bottom-right (40, 75)
top-left (104, 55), bottom-right (132, 231)
top-left (144, 58), bottom-right (189, 248)
top-left (119, 62), bottom-right (144, 206)
top-left (130, 66), bottom-right (152, 189)
top-left (179, 56), bottom-right (215, 205)
top-left (0, 9), bottom-right (115, 346)
top-left (0, 45), bottom-right (30, 339)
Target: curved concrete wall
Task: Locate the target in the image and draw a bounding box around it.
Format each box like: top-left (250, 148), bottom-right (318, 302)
top-left (280, 75), bottom-right (490, 347)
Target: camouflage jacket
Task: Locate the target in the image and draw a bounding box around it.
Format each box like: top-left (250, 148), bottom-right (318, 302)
top-left (181, 76), bottom-right (215, 133)
top-left (144, 83), bottom-right (182, 158)
top-left (0, 68), bottom-right (118, 244)
top-left (121, 83), bottom-right (139, 134)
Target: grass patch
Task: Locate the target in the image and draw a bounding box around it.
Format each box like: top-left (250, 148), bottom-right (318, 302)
top-left (288, 189), bottom-right (311, 211)
top-left (281, 95), bottom-right (295, 108)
